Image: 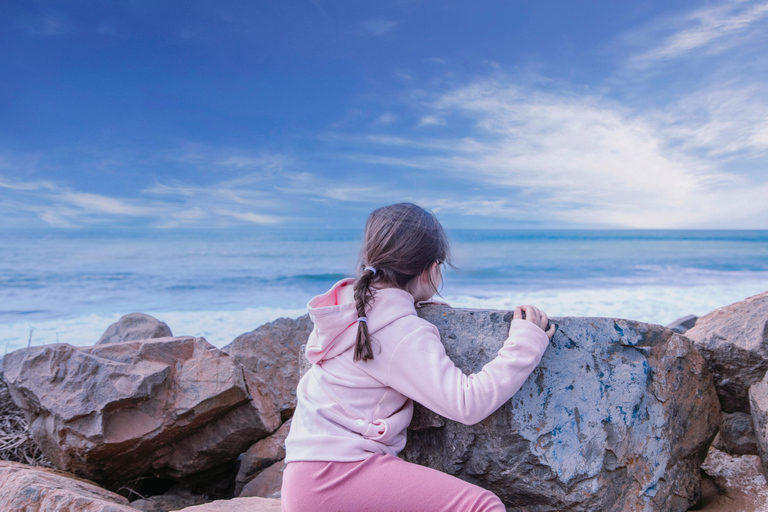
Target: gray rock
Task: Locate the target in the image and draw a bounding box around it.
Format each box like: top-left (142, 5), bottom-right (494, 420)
top-left (238, 460), bottom-right (285, 499)
top-left (666, 314), bottom-right (698, 334)
top-left (223, 315), bottom-right (313, 422)
top-left (129, 485), bottom-right (211, 512)
top-left (3, 337), bottom-right (281, 483)
top-left (685, 290), bottom-right (768, 413)
top-left (398, 307), bottom-right (720, 512)
top-left (697, 445), bottom-right (768, 511)
top-left (236, 419), bottom-right (291, 496)
top-left (96, 312), bottom-right (172, 345)
top-left (719, 412), bottom-right (758, 455)
top-left (750, 374), bottom-right (768, 479)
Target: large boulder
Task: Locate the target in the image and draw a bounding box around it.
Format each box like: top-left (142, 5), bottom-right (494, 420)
top-left (685, 290), bottom-right (768, 413)
top-left (238, 461), bottom-right (285, 499)
top-left (395, 307), bottom-right (721, 512)
top-left (697, 446), bottom-right (768, 511)
top-left (223, 315), bottom-right (313, 422)
top-left (175, 497), bottom-right (281, 512)
top-left (0, 460), bottom-right (136, 512)
top-left (751, 373), bottom-right (768, 479)
top-left (718, 412), bottom-right (758, 456)
top-left (3, 336), bottom-right (281, 483)
top-left (97, 312), bottom-right (173, 345)
top-left (666, 314), bottom-right (697, 334)
top-left (236, 419), bottom-right (291, 496)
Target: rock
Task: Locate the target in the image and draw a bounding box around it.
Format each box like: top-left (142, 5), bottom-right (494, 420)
top-left (396, 307), bottom-right (720, 512)
top-left (667, 314), bottom-right (698, 334)
top-left (685, 290), bottom-right (768, 413)
top-left (751, 373), bottom-right (768, 479)
top-left (693, 446), bottom-right (768, 511)
top-left (97, 312), bottom-right (173, 345)
top-left (0, 460), bottom-right (136, 511)
top-left (223, 315), bottom-right (313, 422)
top-left (238, 461), bottom-right (285, 499)
top-left (174, 497), bottom-right (281, 512)
top-left (3, 336), bottom-right (281, 483)
top-left (236, 419), bottom-right (291, 495)
top-left (719, 412), bottom-right (758, 455)
top-left (129, 485), bottom-right (211, 512)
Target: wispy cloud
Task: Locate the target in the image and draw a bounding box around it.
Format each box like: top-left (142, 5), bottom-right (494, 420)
top-left (344, 79), bottom-right (768, 228)
top-left (418, 115), bottom-right (446, 127)
top-left (215, 153), bottom-right (289, 170)
top-left (630, 0), bottom-right (768, 66)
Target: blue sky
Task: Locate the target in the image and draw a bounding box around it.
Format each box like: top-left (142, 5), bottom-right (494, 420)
top-left (2, 0), bottom-right (767, 229)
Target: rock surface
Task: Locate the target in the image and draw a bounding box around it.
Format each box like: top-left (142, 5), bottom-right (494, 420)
top-left (685, 290), bottom-right (768, 413)
top-left (3, 336), bottom-right (281, 483)
top-left (174, 497), bottom-right (281, 512)
top-left (719, 412), bottom-right (758, 455)
top-left (236, 419), bottom-right (291, 495)
top-left (667, 314), bottom-right (698, 334)
top-left (129, 486), bottom-right (211, 512)
top-left (238, 460), bottom-right (285, 499)
top-left (694, 446), bottom-right (768, 512)
top-left (96, 312), bottom-right (173, 345)
top-left (0, 460), bottom-right (136, 512)
top-left (223, 315), bottom-right (313, 422)
top-left (395, 307), bottom-right (721, 512)
top-left (751, 373), bottom-right (768, 479)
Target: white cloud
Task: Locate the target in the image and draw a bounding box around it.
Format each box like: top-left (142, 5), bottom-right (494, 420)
top-left (0, 177), bottom-right (56, 191)
top-left (215, 210), bottom-right (283, 225)
top-left (373, 112), bottom-right (398, 126)
top-left (216, 153), bottom-right (288, 171)
top-left (631, 0), bottom-right (768, 65)
top-left (351, 79), bottom-right (768, 228)
top-left (652, 85), bottom-right (768, 156)
top-left (59, 191), bottom-right (158, 216)
top-left (418, 115), bottom-right (446, 127)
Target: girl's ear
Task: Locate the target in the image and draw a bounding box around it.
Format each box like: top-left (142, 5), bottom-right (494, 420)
top-left (422, 261), bottom-right (439, 282)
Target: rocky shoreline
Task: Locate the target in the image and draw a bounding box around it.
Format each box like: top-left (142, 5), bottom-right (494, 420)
top-left (1, 291), bottom-right (768, 511)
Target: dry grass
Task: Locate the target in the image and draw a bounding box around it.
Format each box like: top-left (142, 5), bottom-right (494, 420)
top-left (0, 377), bottom-right (52, 468)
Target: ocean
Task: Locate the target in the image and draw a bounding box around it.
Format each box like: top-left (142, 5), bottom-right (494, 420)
top-left (2, 229), bottom-right (768, 354)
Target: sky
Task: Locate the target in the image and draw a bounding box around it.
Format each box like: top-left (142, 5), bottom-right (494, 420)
top-left (1, 0), bottom-right (768, 230)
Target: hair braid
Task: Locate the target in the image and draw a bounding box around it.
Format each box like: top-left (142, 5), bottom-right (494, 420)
top-left (353, 268), bottom-right (376, 362)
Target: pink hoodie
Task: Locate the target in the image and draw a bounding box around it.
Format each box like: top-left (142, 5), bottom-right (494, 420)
top-left (284, 278), bottom-right (550, 463)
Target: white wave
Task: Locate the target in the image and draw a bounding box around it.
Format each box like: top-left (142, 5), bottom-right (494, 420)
top-left (3, 281), bottom-right (767, 357)
top-left (1, 307), bottom-right (307, 355)
top-left (444, 281), bottom-right (768, 325)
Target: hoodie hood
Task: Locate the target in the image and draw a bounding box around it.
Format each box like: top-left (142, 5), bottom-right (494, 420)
top-left (305, 278), bottom-right (418, 364)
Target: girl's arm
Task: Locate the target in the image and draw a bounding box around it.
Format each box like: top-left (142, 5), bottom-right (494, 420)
top-left (384, 318), bottom-right (549, 426)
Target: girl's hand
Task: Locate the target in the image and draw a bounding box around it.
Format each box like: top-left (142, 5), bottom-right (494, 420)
top-left (514, 305), bottom-right (555, 340)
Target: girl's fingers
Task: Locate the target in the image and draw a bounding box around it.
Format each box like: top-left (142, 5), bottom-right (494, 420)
top-left (522, 305), bottom-right (540, 326)
top-left (540, 311), bottom-right (549, 331)
top-left (545, 323), bottom-right (555, 340)
top-left (513, 307), bottom-right (523, 320)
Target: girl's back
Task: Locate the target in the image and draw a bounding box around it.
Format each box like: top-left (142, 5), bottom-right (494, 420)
top-left (281, 203), bottom-right (553, 512)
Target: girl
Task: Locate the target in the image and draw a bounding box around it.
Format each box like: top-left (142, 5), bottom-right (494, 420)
top-left (282, 203), bottom-right (554, 512)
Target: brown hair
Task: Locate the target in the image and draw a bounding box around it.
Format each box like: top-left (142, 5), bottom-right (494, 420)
top-left (353, 203), bottom-right (451, 362)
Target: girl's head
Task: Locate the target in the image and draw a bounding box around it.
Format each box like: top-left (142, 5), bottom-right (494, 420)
top-left (353, 202), bottom-right (451, 362)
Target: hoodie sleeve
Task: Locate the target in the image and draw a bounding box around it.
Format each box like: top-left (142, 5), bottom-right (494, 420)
top-left (385, 319), bottom-right (549, 426)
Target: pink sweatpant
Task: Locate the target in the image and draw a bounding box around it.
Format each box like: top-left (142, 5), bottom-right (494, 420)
top-left (281, 453), bottom-right (506, 512)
